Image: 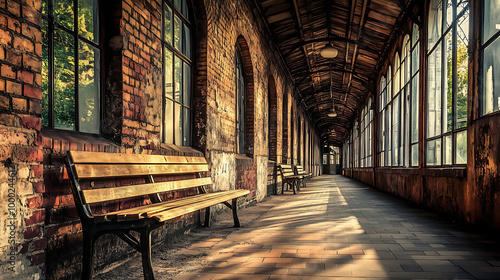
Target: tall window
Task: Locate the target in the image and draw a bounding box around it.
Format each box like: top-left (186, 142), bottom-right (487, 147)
top-left (482, 1), bottom-right (500, 115)
top-left (378, 76), bottom-right (386, 166)
top-left (427, 0), bottom-right (468, 165)
top-left (163, 0), bottom-right (192, 146)
top-left (354, 121), bottom-right (359, 168)
top-left (392, 53), bottom-right (402, 166)
top-left (42, 0), bottom-right (101, 133)
top-left (410, 26), bottom-right (421, 166)
top-left (360, 99), bottom-right (373, 167)
top-left (235, 50), bottom-right (245, 154)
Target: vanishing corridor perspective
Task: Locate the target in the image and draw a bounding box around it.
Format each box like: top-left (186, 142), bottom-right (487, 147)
top-left (0, 0), bottom-right (499, 279)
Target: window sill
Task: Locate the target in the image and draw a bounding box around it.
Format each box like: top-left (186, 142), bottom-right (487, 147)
top-left (42, 129), bottom-right (119, 149)
top-left (160, 143), bottom-right (204, 157)
top-left (372, 166), bottom-right (466, 178)
top-left (235, 154), bottom-right (253, 161)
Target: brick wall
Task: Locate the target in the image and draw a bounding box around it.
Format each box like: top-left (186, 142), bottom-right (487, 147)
top-left (0, 0), bottom-right (323, 279)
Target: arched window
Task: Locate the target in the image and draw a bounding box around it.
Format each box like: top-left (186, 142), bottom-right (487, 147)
top-left (426, 0), bottom-right (468, 165)
top-left (482, 1), bottom-right (500, 115)
top-left (378, 76), bottom-right (387, 166)
top-left (235, 49), bottom-right (245, 154)
top-left (392, 53), bottom-right (402, 166)
top-left (163, 0), bottom-right (193, 146)
top-left (386, 65), bottom-right (392, 166)
top-left (42, 0), bottom-right (102, 133)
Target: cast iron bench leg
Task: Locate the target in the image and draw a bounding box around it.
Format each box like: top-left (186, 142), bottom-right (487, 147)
top-left (140, 228), bottom-right (155, 280)
top-left (82, 226), bottom-right (95, 280)
top-left (232, 198), bottom-right (241, 227)
top-left (204, 206), bottom-right (211, 227)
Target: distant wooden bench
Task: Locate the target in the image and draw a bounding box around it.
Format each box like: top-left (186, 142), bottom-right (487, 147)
top-left (295, 165), bottom-right (312, 188)
top-left (277, 164), bottom-right (301, 194)
top-left (65, 151), bottom-right (249, 280)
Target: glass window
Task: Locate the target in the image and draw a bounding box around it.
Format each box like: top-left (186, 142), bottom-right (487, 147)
top-left (236, 50), bottom-right (246, 154)
top-left (162, 0), bottom-right (192, 146)
top-left (426, 0), bottom-right (468, 165)
top-left (482, 0), bottom-right (500, 115)
top-left (411, 24), bottom-right (421, 167)
top-left (42, 0), bottom-right (101, 134)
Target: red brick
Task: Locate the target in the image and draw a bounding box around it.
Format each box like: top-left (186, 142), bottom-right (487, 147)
top-left (35, 42), bottom-right (41, 56)
top-left (23, 53), bottom-right (41, 72)
top-left (53, 194), bottom-right (74, 208)
top-left (1, 64), bottom-right (16, 79)
top-left (27, 194), bottom-right (43, 209)
top-left (0, 113), bottom-right (18, 126)
top-left (6, 48), bottom-right (22, 65)
top-left (0, 46), bottom-right (4, 60)
top-left (24, 0), bottom-right (41, 10)
top-left (29, 252), bottom-right (45, 266)
top-left (34, 73), bottom-right (41, 86)
top-left (23, 4), bottom-right (40, 25)
top-left (23, 84), bottom-right (41, 99)
top-left (25, 210), bottom-right (45, 226)
top-left (32, 181), bottom-right (45, 193)
top-left (16, 146), bottom-right (42, 162)
top-left (21, 115), bottom-right (41, 130)
top-left (0, 79), bottom-right (4, 91)
top-left (29, 100), bottom-right (41, 114)
top-left (14, 35), bottom-right (34, 53)
top-left (24, 225), bottom-right (41, 239)
top-left (22, 23), bottom-right (41, 42)
top-left (18, 70), bottom-right (34, 84)
top-left (12, 97), bottom-right (27, 111)
top-left (0, 94), bottom-right (8, 109)
top-left (0, 29), bottom-right (11, 45)
top-left (6, 81), bottom-right (22, 94)
top-left (7, 15), bottom-right (21, 33)
top-left (32, 238), bottom-right (47, 251)
top-left (7, 1), bottom-right (21, 17)
top-left (31, 163), bottom-right (43, 177)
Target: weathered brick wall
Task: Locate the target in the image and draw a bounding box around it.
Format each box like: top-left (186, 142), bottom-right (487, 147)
top-left (0, 0), bottom-right (323, 279)
top-left (0, 0), bottom-right (45, 278)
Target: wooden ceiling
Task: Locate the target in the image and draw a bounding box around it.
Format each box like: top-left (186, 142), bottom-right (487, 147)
top-left (254, 0), bottom-right (410, 146)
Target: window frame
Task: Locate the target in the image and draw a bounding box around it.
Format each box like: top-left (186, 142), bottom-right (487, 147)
top-left (42, 0), bottom-right (104, 134)
top-left (235, 48), bottom-right (246, 155)
top-left (162, 0), bottom-right (194, 146)
top-left (425, 0), bottom-right (469, 166)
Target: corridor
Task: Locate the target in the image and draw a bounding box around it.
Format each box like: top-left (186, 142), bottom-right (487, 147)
top-left (96, 175), bottom-right (500, 279)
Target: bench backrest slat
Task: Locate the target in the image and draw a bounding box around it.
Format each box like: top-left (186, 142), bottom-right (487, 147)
top-left (82, 177), bottom-right (213, 204)
top-left (278, 165), bottom-right (296, 178)
top-left (70, 151), bottom-right (208, 164)
top-left (74, 163), bottom-right (209, 179)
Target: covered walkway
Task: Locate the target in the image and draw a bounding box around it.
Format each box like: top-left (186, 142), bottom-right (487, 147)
top-left (96, 175), bottom-right (500, 279)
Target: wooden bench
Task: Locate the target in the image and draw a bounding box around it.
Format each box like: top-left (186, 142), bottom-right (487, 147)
top-left (65, 151), bottom-right (250, 280)
top-left (277, 164), bottom-right (302, 194)
top-left (295, 165), bottom-right (312, 188)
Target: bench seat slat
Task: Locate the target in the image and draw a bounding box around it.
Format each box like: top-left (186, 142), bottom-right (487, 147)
top-left (74, 163), bottom-right (209, 178)
top-left (82, 177), bottom-right (213, 204)
top-left (95, 190), bottom-right (249, 222)
top-left (149, 190), bottom-right (250, 222)
top-left (70, 151), bottom-right (207, 164)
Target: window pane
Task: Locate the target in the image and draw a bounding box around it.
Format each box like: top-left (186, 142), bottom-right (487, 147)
top-left (387, 66), bottom-right (392, 99)
top-left (78, 0), bottom-right (99, 43)
top-left (456, 130), bottom-right (467, 164)
top-left (183, 108), bottom-right (190, 146)
top-left (175, 103), bottom-right (182, 145)
top-left (444, 135), bottom-right (452, 164)
top-left (412, 24), bottom-right (419, 47)
top-left (174, 0), bottom-right (182, 11)
top-left (426, 138), bottom-right (442, 165)
top-left (411, 77), bottom-right (419, 143)
top-left (427, 44), bottom-right (442, 138)
top-left (483, 0), bottom-right (500, 43)
top-left (456, 12), bottom-right (469, 129)
top-left (164, 99), bottom-right (173, 144)
top-left (78, 41), bottom-right (100, 134)
top-left (165, 48), bottom-right (173, 98)
top-left (183, 62), bottom-right (191, 106)
top-left (42, 19), bottom-right (49, 127)
top-left (54, 0), bottom-right (74, 31)
top-left (183, 24), bottom-right (191, 59)
top-left (412, 43), bottom-right (420, 76)
top-left (182, 0), bottom-right (189, 20)
top-left (428, 0), bottom-right (443, 51)
top-left (386, 105), bottom-right (392, 166)
top-left (483, 34), bottom-right (500, 115)
top-left (394, 54), bottom-right (400, 95)
top-left (445, 0), bottom-right (453, 29)
top-left (411, 144), bottom-right (418, 166)
top-left (54, 30), bottom-right (75, 130)
top-left (445, 31), bottom-right (453, 132)
top-left (174, 14), bottom-right (182, 51)
top-left (393, 95), bottom-right (400, 166)
top-left (457, 0), bottom-right (469, 16)
top-left (174, 56), bottom-right (182, 102)
top-left (164, 5), bottom-right (172, 44)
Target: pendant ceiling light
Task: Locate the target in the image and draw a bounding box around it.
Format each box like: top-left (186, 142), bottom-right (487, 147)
top-left (320, 43), bottom-right (338, 59)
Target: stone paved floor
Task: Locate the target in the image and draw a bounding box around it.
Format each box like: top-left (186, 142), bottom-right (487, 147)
top-left (96, 175), bottom-right (500, 279)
